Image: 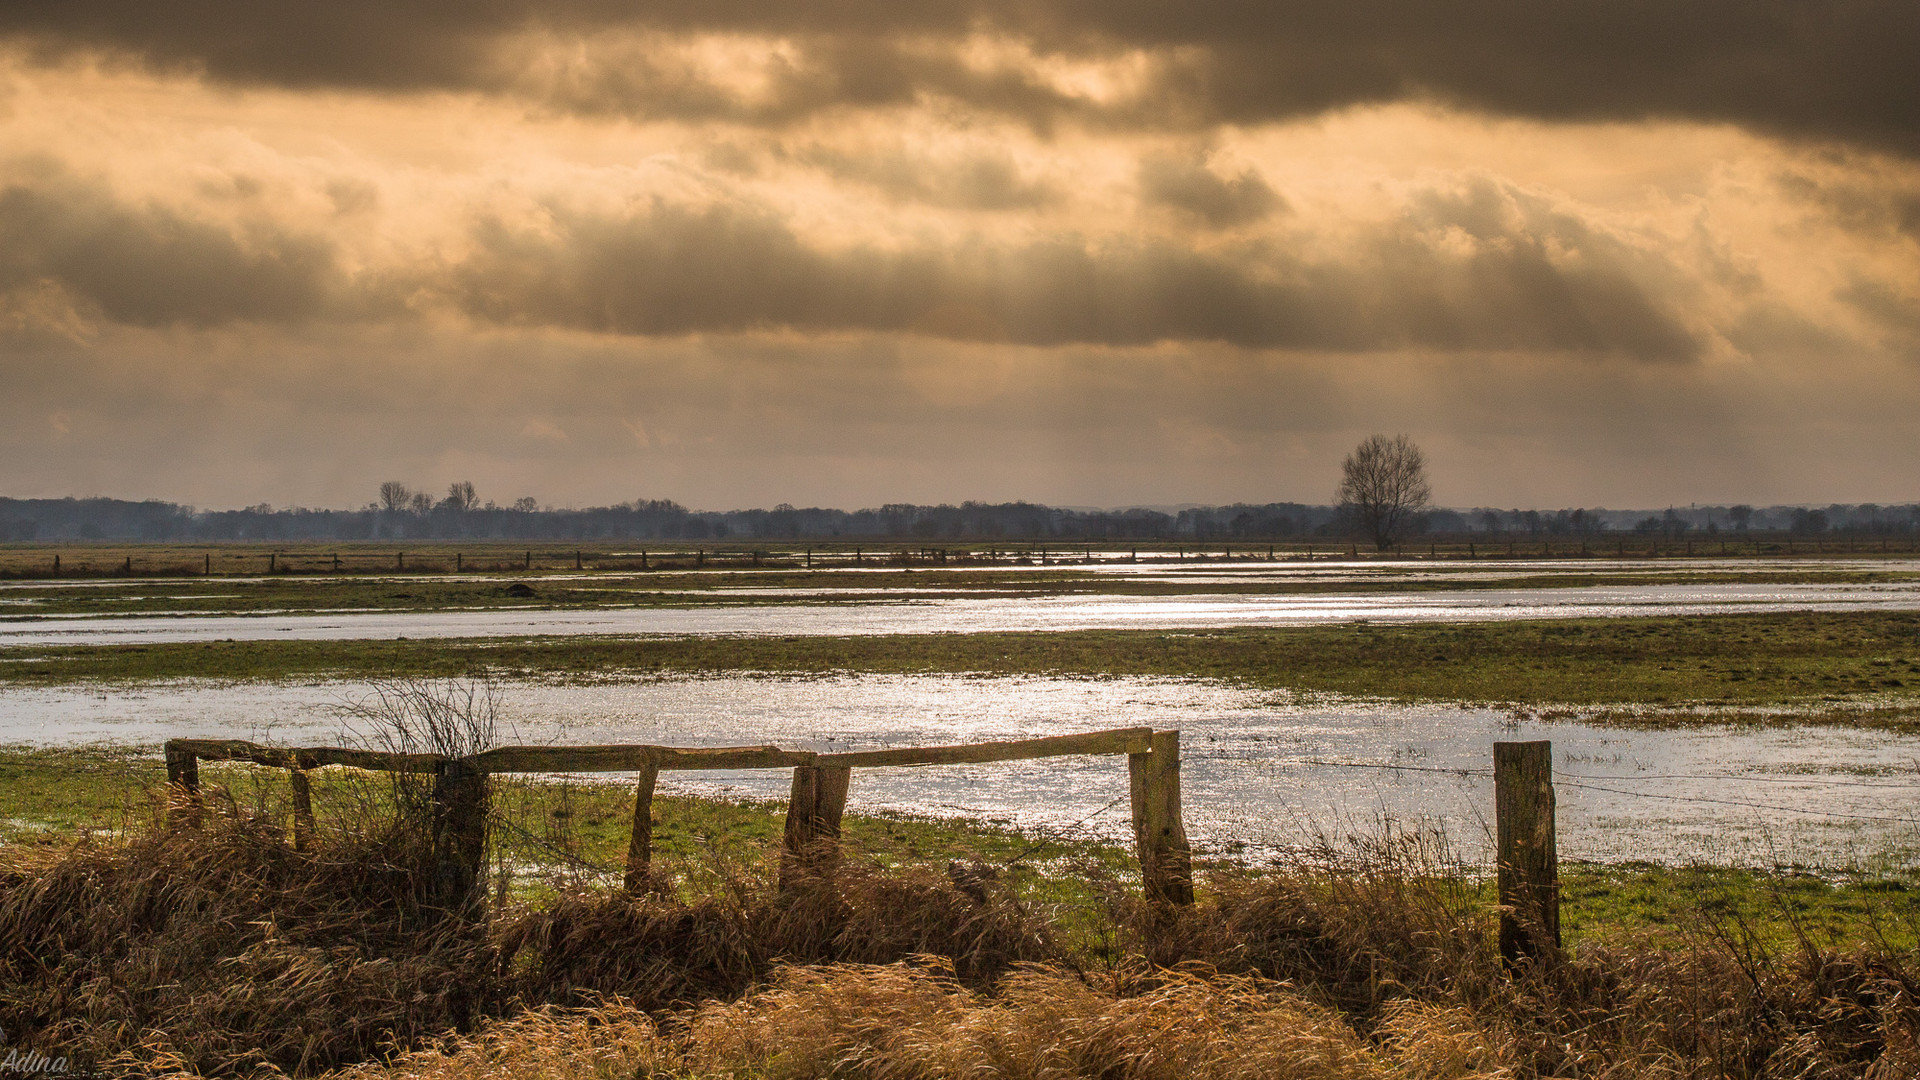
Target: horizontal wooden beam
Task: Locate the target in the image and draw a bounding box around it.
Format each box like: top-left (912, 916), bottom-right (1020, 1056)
top-left (472, 744), bottom-right (816, 773)
top-left (816, 727), bottom-right (1152, 768)
top-left (166, 738), bottom-right (444, 772)
top-left (167, 727), bottom-right (1153, 777)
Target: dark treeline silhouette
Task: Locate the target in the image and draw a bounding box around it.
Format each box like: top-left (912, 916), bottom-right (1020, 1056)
top-left (0, 495), bottom-right (1341, 543)
top-left (0, 493), bottom-right (1914, 543)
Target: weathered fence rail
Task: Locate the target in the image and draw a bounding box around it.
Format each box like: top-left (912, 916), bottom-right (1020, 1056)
top-left (161, 726), bottom-right (1190, 908)
top-left (165, 729), bottom-right (1566, 968)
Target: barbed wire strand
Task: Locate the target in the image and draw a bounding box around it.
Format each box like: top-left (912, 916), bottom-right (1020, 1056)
top-left (1552, 780), bottom-right (1915, 824)
top-left (1284, 757), bottom-right (1918, 823)
top-left (1002, 792), bottom-right (1132, 869)
top-left (1558, 771), bottom-right (1920, 790)
top-left (1289, 757), bottom-right (1920, 793)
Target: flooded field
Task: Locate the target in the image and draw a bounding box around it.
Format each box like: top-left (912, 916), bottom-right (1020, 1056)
top-left (10, 674), bottom-right (1916, 869)
top-left (4, 579), bottom-right (1920, 646)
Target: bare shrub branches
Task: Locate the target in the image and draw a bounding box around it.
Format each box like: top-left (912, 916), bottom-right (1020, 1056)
top-left (336, 679), bottom-right (501, 762)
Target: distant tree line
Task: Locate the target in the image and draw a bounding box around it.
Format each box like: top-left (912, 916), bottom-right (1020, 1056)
top-left (1457, 503), bottom-right (1920, 539)
top-left (0, 488), bottom-right (1913, 543)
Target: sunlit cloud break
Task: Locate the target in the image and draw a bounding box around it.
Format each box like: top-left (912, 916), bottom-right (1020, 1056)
top-left (0, 2), bottom-right (1915, 510)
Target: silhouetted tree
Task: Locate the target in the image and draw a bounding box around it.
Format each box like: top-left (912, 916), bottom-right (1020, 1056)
top-left (443, 481), bottom-right (478, 511)
top-left (1790, 507), bottom-right (1828, 535)
top-left (1337, 434), bottom-right (1431, 550)
top-left (378, 481), bottom-right (411, 513)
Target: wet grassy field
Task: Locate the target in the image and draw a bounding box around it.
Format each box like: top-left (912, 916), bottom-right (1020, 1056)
top-left (7, 555), bottom-right (1920, 1076)
top-left (8, 611), bottom-right (1919, 727)
top-left (2, 744), bottom-right (1912, 954)
top-left (3, 542), bottom-right (1917, 618)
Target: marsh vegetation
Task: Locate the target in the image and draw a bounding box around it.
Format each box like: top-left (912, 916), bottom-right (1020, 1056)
top-left (5, 747), bottom-right (1920, 1078)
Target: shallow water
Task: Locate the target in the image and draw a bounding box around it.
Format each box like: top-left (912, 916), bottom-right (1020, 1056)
top-left (3, 579), bottom-right (1918, 646)
top-left (9, 675), bottom-right (1916, 869)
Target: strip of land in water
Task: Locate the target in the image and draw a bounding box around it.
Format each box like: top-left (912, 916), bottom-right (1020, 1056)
top-left (5, 611), bottom-right (1918, 727)
top-left (3, 550), bottom-right (1916, 619)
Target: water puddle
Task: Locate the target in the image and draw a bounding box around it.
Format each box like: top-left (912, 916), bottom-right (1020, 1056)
top-left (6, 675), bottom-right (1916, 869)
top-left (2, 580), bottom-right (1919, 646)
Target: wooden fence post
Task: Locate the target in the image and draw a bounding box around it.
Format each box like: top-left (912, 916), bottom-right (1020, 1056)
top-left (623, 760), bottom-right (661, 895)
top-left (289, 760), bottom-right (315, 851)
top-left (1129, 730), bottom-right (1194, 905)
top-left (165, 746), bottom-right (202, 829)
top-left (1495, 740), bottom-right (1560, 968)
top-left (430, 758), bottom-right (487, 912)
top-left (780, 764), bottom-right (816, 892)
top-left (780, 765), bottom-right (851, 891)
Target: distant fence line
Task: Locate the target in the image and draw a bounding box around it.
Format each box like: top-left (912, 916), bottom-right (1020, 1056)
top-left (16, 534), bottom-right (1920, 579)
top-left (162, 726), bottom-right (1195, 909)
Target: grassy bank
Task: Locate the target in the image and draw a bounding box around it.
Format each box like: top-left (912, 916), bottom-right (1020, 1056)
top-left (1, 745), bottom-right (1913, 953)
top-left (7, 611), bottom-right (1920, 725)
top-left (4, 747), bottom-right (1920, 1077)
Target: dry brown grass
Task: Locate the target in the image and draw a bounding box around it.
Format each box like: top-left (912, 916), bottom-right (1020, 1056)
top-left (0, 795), bottom-right (1061, 1076)
top-left (339, 963), bottom-right (1394, 1080)
top-left (1123, 834), bottom-right (1920, 1079)
top-left (2, 781), bottom-right (1919, 1078)
top-left (0, 794), bottom-right (491, 1077)
top-left (327, 1002), bottom-right (665, 1080)
top-left (1126, 831), bottom-right (1501, 1014)
top-left (496, 853), bottom-right (1057, 1012)
top-left (682, 961), bottom-right (1387, 1080)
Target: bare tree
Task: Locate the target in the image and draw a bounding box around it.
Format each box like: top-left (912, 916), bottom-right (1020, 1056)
top-left (445, 481), bottom-right (478, 511)
top-left (378, 481), bottom-right (412, 513)
top-left (1337, 434), bottom-right (1432, 550)
top-left (409, 491), bottom-right (433, 516)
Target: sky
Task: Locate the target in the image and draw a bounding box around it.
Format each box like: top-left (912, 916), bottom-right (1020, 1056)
top-left (1, 2), bottom-right (1916, 511)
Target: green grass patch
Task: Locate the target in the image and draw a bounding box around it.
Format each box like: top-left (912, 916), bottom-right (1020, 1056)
top-left (3, 745), bottom-right (1917, 953)
top-left (9, 611), bottom-right (1920, 727)
top-left (3, 551), bottom-right (1916, 618)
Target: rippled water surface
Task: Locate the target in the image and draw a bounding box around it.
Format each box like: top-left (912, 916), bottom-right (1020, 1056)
top-left (8, 675), bottom-right (1915, 868)
top-left (4, 580), bottom-right (1919, 646)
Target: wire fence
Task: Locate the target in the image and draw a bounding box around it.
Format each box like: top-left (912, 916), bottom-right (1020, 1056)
top-left (1277, 756), bottom-right (1920, 828)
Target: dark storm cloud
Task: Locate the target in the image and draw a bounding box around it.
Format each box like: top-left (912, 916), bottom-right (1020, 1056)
top-left (0, 171), bottom-right (338, 327)
top-left (438, 178), bottom-right (1698, 358)
top-left (1777, 170), bottom-right (1920, 240)
top-left (4, 2), bottom-right (1916, 152)
top-left (0, 164), bottom-right (1698, 356)
top-left (1137, 154), bottom-right (1283, 228)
